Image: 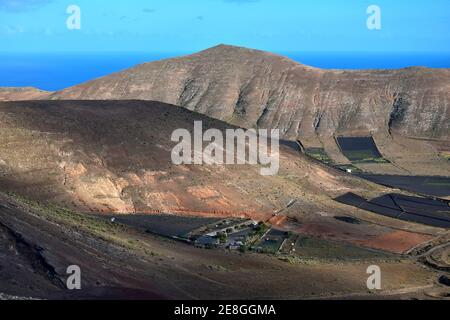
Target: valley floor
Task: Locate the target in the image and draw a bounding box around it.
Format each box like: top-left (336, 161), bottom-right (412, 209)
top-left (0, 192), bottom-right (446, 300)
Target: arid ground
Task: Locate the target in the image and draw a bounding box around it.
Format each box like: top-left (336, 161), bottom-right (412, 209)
top-left (0, 46), bottom-right (448, 300)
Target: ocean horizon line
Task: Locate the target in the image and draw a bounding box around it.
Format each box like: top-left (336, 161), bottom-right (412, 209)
top-left (1, 50), bottom-right (449, 91)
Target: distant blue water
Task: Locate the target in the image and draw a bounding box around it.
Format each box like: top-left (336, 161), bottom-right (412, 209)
top-left (0, 52), bottom-right (449, 91)
top-left (283, 52), bottom-right (450, 70)
top-left (0, 53), bottom-right (182, 91)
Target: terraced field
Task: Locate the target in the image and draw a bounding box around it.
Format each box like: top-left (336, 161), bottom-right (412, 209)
top-left (357, 174), bottom-right (450, 198)
top-left (336, 137), bottom-right (389, 164)
top-left (335, 193), bottom-right (450, 229)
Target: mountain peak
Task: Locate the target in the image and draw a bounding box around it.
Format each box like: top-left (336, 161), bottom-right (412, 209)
top-left (200, 44), bottom-right (293, 59)
top-left (194, 44), bottom-right (308, 70)
top-left (50, 47), bottom-right (450, 142)
top-left (204, 43), bottom-right (252, 51)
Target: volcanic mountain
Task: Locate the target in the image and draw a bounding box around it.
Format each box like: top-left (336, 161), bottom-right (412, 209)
top-left (0, 49), bottom-right (448, 299)
top-left (0, 99), bottom-right (443, 299)
top-left (51, 45), bottom-right (450, 142)
top-left (46, 45), bottom-right (450, 176)
top-left (0, 99), bottom-right (443, 255)
top-left (0, 99), bottom-right (379, 218)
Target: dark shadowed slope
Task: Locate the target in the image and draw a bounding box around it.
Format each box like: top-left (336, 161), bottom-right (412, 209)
top-left (0, 100), bottom-right (383, 218)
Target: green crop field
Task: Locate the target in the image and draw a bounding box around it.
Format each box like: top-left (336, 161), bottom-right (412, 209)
top-left (305, 148), bottom-right (335, 165)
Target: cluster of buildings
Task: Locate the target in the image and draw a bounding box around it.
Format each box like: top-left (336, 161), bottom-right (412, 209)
top-left (189, 218), bottom-right (261, 249)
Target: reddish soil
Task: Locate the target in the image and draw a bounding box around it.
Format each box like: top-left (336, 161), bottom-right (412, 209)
top-left (355, 230), bottom-right (434, 254)
top-left (268, 215), bottom-right (288, 226)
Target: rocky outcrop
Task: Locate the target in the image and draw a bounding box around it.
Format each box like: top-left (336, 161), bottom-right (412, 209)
top-left (51, 45), bottom-right (450, 141)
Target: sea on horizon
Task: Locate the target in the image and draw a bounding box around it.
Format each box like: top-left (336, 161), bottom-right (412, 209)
top-left (0, 51), bottom-right (449, 92)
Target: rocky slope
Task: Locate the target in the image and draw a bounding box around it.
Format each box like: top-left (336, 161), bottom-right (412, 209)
top-left (0, 191), bottom-right (436, 300)
top-left (0, 100), bottom-right (381, 218)
top-left (51, 45), bottom-right (450, 141)
top-left (0, 87), bottom-right (50, 101)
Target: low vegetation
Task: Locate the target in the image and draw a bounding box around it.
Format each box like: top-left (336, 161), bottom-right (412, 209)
top-left (305, 148), bottom-right (335, 165)
top-left (6, 192), bottom-right (158, 255)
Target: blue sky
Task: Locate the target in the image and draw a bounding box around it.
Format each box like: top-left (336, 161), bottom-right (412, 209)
top-left (0, 0), bottom-right (449, 53)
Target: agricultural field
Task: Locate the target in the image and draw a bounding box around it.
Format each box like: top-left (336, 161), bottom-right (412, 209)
top-left (335, 193), bottom-right (450, 228)
top-left (336, 137), bottom-right (389, 164)
top-left (357, 174), bottom-right (450, 198)
top-left (305, 148), bottom-right (335, 165)
top-left (287, 235), bottom-right (393, 261)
